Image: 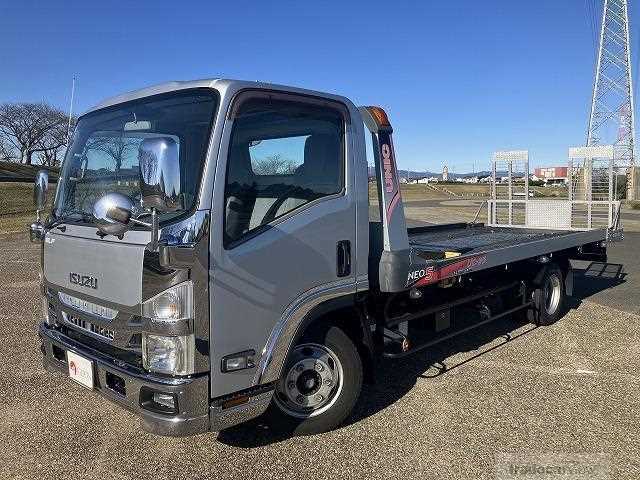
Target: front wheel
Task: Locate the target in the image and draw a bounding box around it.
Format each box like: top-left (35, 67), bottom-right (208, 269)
top-left (265, 325), bottom-right (362, 435)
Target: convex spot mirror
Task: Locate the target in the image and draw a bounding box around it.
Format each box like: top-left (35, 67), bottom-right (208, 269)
top-left (93, 192), bottom-right (136, 236)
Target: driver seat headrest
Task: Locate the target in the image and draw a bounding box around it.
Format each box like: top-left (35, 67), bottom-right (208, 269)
top-left (297, 134), bottom-right (341, 192)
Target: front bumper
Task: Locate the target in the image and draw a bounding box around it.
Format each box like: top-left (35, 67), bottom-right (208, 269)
top-left (39, 322), bottom-right (210, 436)
top-left (39, 323), bottom-right (275, 436)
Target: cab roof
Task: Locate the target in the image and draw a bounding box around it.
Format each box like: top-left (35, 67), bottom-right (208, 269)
top-left (85, 78), bottom-right (353, 116)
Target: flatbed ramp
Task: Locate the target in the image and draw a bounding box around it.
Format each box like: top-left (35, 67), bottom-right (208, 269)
top-left (393, 147), bottom-right (625, 291)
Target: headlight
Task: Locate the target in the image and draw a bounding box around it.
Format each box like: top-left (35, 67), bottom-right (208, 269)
top-left (142, 333), bottom-right (195, 375)
top-left (142, 281), bottom-right (193, 322)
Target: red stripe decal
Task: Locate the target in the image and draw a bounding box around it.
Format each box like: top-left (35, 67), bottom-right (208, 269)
top-left (386, 191), bottom-right (400, 222)
top-left (409, 254), bottom-right (488, 287)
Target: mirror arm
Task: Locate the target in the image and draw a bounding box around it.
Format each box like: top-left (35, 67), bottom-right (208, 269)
top-left (146, 208), bottom-right (159, 252)
top-left (128, 217), bottom-right (152, 228)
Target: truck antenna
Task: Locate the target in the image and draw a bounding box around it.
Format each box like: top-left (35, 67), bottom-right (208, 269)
top-left (67, 75), bottom-right (77, 142)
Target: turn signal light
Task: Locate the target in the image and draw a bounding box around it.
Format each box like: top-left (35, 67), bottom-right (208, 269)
top-left (365, 106), bottom-right (392, 128)
top-left (221, 350), bottom-right (256, 372)
top-left (142, 281), bottom-right (193, 322)
top-left (222, 396), bottom-right (250, 409)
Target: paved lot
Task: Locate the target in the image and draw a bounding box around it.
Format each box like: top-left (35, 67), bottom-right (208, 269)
top-left (0, 232), bottom-right (638, 479)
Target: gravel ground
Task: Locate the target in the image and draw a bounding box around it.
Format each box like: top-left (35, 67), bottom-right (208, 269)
top-left (0, 232), bottom-right (638, 479)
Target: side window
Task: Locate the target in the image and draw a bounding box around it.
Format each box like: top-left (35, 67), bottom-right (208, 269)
top-left (224, 97), bottom-right (345, 246)
top-left (249, 136), bottom-right (306, 175)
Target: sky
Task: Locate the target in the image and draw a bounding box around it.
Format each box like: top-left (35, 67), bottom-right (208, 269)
top-left (1, 0), bottom-right (638, 173)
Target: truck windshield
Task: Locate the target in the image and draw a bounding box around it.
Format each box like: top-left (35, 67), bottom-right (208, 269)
top-left (53, 89), bottom-right (218, 224)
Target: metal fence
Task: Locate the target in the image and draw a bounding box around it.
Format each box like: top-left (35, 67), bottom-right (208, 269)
top-left (487, 147), bottom-right (622, 237)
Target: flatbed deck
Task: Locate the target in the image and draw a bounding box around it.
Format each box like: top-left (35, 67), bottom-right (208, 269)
top-left (401, 223), bottom-right (607, 289)
top-left (409, 223), bottom-right (598, 257)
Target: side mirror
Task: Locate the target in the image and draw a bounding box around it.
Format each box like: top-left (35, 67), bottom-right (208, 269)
top-left (93, 192), bottom-right (136, 237)
top-left (30, 170), bottom-right (49, 243)
top-left (29, 222), bottom-right (45, 243)
top-left (138, 137), bottom-right (182, 212)
top-left (33, 170), bottom-right (49, 219)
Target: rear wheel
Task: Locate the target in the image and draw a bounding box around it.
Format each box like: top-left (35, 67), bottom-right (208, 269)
top-left (266, 325), bottom-right (362, 435)
top-left (533, 264), bottom-right (566, 325)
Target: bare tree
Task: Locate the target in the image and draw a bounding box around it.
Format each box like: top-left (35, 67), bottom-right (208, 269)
top-left (0, 137), bottom-right (17, 162)
top-left (0, 102), bottom-right (69, 165)
top-left (139, 144), bottom-right (158, 181)
top-left (252, 154), bottom-right (298, 175)
top-left (86, 134), bottom-right (139, 174)
top-left (36, 119), bottom-right (70, 167)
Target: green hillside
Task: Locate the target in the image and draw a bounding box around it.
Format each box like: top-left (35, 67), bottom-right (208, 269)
top-left (0, 161), bottom-right (59, 182)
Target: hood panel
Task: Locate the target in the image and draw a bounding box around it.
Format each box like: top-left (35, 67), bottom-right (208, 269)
top-left (44, 232), bottom-right (144, 307)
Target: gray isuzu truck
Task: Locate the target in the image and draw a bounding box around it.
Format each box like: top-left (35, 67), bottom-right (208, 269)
top-left (30, 79), bottom-right (620, 436)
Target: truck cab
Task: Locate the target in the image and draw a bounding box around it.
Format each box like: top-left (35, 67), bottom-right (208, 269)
top-left (35, 79), bottom-right (381, 435)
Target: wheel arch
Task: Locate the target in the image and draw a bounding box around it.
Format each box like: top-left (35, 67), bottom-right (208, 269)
top-left (288, 295), bottom-right (376, 384)
top-left (531, 256), bottom-right (572, 296)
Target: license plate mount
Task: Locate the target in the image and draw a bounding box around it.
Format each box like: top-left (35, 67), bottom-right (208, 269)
top-left (67, 350), bottom-right (94, 390)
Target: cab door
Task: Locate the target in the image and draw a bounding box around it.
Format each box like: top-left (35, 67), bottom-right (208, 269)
top-left (209, 91), bottom-right (357, 396)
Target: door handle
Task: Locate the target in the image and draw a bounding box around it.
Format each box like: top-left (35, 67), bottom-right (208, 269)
top-left (336, 240), bottom-right (351, 277)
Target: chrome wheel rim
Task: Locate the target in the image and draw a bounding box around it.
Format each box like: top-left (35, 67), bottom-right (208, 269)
top-left (544, 274), bottom-right (561, 316)
top-left (274, 343), bottom-right (343, 418)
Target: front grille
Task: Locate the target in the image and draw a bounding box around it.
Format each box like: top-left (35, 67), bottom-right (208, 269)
top-left (61, 325), bottom-right (143, 368)
top-left (62, 312), bottom-right (115, 341)
top-left (58, 292), bottom-right (118, 320)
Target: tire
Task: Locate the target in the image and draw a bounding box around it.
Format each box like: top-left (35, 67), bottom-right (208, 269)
top-left (265, 324), bottom-right (363, 436)
top-left (532, 264), bottom-right (566, 326)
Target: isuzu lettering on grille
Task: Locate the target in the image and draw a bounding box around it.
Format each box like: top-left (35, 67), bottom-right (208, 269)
top-left (69, 272), bottom-right (98, 290)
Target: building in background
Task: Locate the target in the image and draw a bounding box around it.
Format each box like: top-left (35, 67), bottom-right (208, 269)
top-left (442, 165), bottom-right (449, 181)
top-left (533, 166), bottom-right (569, 185)
top-left (411, 176), bottom-right (440, 184)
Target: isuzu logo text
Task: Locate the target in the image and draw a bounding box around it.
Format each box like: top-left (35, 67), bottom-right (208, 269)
top-left (69, 272), bottom-right (98, 290)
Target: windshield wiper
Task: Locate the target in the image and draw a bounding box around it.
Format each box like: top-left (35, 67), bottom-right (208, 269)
top-left (47, 209), bottom-right (93, 229)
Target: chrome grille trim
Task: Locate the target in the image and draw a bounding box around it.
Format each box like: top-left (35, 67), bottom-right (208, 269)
top-left (61, 312), bottom-right (115, 341)
top-left (58, 292), bottom-right (118, 320)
